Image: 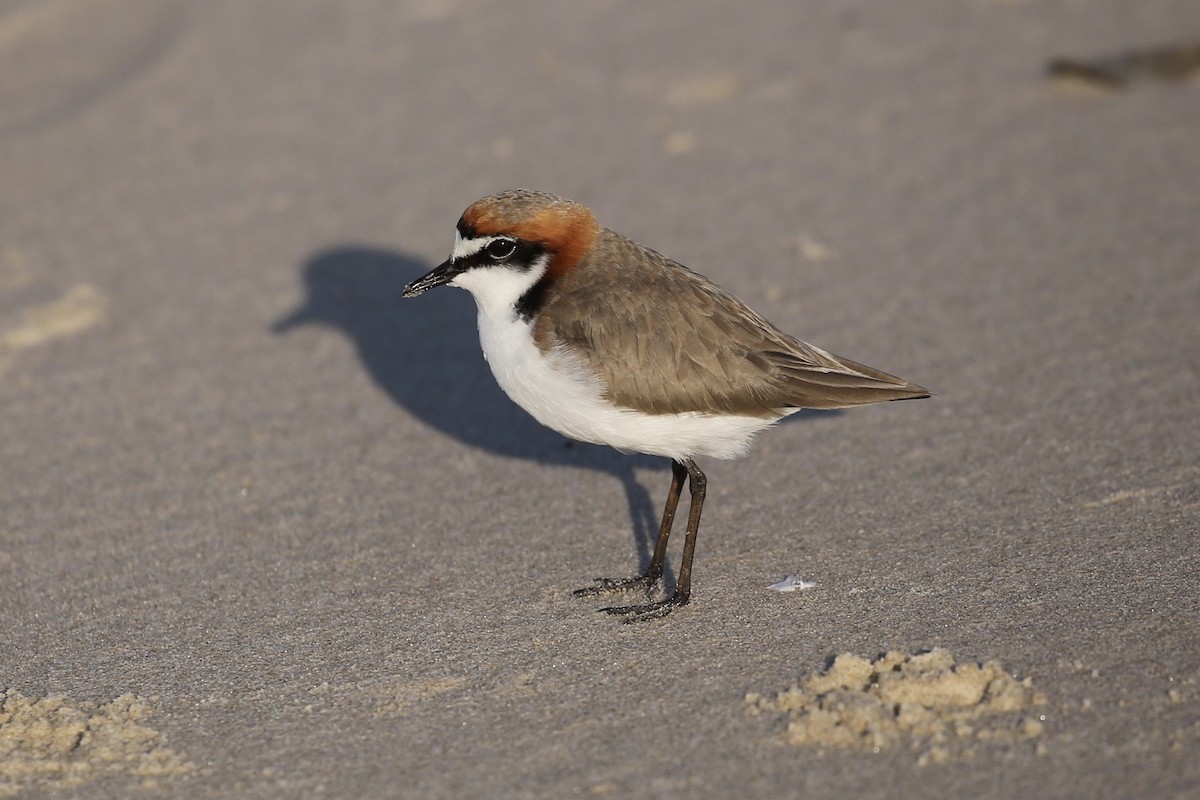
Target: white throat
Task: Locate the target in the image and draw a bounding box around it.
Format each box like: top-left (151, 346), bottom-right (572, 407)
top-left (449, 251), bottom-right (549, 319)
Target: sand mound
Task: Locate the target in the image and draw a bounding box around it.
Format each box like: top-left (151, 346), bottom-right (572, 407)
top-left (0, 689), bottom-right (193, 796)
top-left (746, 649), bottom-right (1047, 765)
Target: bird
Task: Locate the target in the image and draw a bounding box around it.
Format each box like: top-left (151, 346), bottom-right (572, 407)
top-left (403, 190), bottom-right (930, 622)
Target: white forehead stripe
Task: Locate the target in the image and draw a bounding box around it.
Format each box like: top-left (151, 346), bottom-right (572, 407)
top-left (451, 231), bottom-right (500, 261)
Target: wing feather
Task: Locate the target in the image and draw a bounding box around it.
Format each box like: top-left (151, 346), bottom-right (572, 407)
top-left (538, 231), bottom-right (930, 416)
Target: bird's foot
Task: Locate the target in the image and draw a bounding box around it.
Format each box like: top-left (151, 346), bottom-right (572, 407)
top-left (600, 595), bottom-right (688, 623)
top-left (572, 574), bottom-right (658, 597)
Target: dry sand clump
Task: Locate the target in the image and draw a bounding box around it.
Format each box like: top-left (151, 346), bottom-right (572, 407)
top-left (746, 649), bottom-right (1047, 765)
top-left (0, 689), bottom-right (193, 796)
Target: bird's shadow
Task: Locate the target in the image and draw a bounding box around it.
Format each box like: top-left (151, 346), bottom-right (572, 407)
top-left (273, 245), bottom-right (669, 576)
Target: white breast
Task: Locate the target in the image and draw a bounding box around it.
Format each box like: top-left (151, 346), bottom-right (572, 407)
top-left (447, 256), bottom-right (786, 460)
top-left (472, 305), bottom-right (783, 461)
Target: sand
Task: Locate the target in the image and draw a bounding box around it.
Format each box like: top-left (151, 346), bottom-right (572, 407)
top-left (0, 691), bottom-right (193, 797)
top-left (746, 649), bottom-right (1047, 765)
top-left (1, 0), bottom-right (1199, 797)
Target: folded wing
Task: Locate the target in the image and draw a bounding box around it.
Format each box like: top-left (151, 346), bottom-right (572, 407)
top-left (539, 235), bottom-right (930, 416)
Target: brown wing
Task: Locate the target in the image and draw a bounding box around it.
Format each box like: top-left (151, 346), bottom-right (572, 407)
top-left (538, 231), bottom-right (930, 416)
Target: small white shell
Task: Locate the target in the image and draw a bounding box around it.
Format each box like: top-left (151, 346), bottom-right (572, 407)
top-left (768, 575), bottom-right (816, 593)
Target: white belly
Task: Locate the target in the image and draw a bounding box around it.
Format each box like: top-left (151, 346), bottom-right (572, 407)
top-left (475, 309), bottom-right (781, 461)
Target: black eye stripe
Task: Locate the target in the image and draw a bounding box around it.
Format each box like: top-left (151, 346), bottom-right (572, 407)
top-left (453, 238), bottom-right (546, 272)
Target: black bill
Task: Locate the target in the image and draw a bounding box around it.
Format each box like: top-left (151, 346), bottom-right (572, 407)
top-left (402, 259), bottom-right (460, 298)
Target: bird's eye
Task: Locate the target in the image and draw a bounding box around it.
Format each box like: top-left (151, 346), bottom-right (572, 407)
top-left (486, 238), bottom-right (517, 260)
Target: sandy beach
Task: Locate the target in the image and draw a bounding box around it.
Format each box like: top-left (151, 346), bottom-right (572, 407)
top-left (2, 1), bottom-right (1198, 797)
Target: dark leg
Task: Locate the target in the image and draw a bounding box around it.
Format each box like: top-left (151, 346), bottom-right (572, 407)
top-left (602, 458), bottom-right (706, 622)
top-left (574, 460), bottom-right (687, 597)
top-left (672, 457), bottom-right (706, 605)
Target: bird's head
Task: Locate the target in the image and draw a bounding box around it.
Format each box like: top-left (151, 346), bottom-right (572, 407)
top-left (403, 190), bottom-right (600, 318)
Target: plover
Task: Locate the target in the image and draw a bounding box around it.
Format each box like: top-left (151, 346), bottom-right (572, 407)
top-left (404, 190), bottom-right (930, 621)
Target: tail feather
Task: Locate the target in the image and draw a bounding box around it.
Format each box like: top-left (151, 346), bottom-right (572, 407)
top-left (770, 350), bottom-right (932, 410)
